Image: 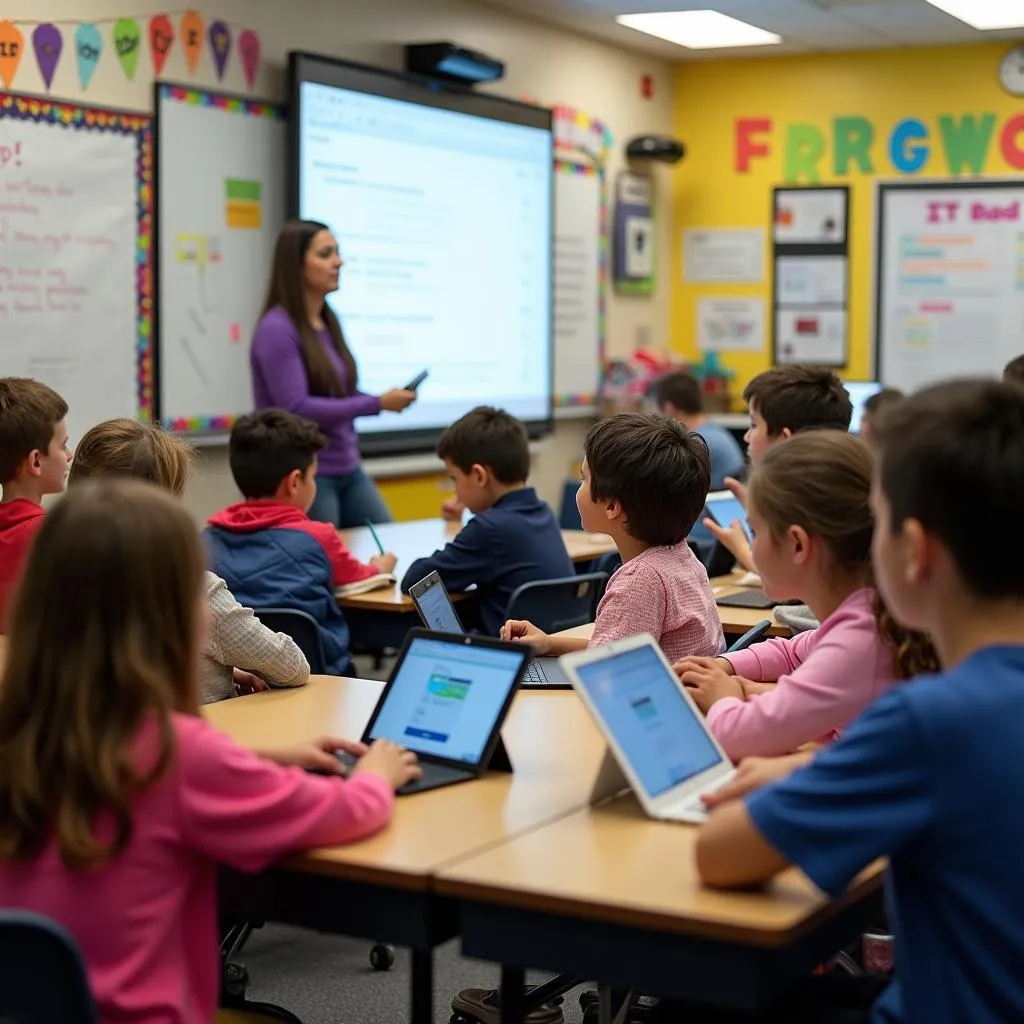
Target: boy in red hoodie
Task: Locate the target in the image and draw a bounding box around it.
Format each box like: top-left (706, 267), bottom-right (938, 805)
top-left (205, 409), bottom-right (396, 675)
top-left (0, 378), bottom-right (72, 625)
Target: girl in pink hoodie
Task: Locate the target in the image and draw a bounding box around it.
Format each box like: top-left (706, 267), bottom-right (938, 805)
top-left (676, 431), bottom-right (937, 762)
top-left (0, 479), bottom-right (419, 1024)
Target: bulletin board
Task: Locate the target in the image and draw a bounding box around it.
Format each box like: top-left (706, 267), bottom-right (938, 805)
top-left (875, 179), bottom-right (1024, 391)
top-left (154, 82), bottom-right (285, 432)
top-left (0, 91), bottom-right (153, 437)
top-left (553, 158), bottom-right (606, 412)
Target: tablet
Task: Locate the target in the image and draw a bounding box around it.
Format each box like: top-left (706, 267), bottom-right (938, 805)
top-left (704, 490), bottom-right (750, 540)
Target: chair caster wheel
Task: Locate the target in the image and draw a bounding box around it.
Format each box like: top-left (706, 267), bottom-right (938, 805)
top-left (369, 943), bottom-right (394, 971)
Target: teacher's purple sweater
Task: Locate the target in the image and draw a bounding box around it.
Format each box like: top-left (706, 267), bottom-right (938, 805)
top-left (250, 306), bottom-right (381, 476)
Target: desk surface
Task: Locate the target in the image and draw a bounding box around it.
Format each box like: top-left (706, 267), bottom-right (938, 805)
top-left (204, 676), bottom-right (605, 889)
top-left (338, 519), bottom-right (618, 612)
top-left (436, 795), bottom-right (880, 948)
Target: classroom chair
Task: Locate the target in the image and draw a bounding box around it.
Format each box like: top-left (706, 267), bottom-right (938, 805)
top-left (504, 572), bottom-right (608, 635)
top-left (725, 619), bottom-right (772, 653)
top-left (0, 910), bottom-right (98, 1023)
top-left (252, 608), bottom-right (326, 675)
top-left (558, 480), bottom-right (583, 531)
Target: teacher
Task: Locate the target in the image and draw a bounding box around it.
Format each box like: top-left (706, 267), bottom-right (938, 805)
top-left (251, 219), bottom-right (416, 526)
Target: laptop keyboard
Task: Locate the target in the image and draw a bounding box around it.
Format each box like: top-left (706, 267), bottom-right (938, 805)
top-left (523, 659), bottom-right (549, 685)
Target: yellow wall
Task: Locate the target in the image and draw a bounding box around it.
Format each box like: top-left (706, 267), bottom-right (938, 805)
top-left (672, 43), bottom-right (1024, 400)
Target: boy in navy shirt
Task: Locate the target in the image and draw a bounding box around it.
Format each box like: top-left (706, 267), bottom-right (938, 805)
top-left (697, 379), bottom-right (1024, 1023)
top-left (401, 406), bottom-right (573, 636)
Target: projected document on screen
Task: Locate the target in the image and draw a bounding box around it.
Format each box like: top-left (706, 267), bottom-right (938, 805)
top-left (298, 81), bottom-right (553, 434)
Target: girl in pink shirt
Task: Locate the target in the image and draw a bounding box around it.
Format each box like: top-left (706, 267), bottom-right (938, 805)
top-left (0, 479), bottom-right (420, 1024)
top-left (676, 431), bottom-right (937, 761)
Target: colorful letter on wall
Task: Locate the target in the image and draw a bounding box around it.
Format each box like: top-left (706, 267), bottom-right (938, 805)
top-left (938, 114), bottom-right (995, 174)
top-left (999, 113), bottom-right (1024, 170)
top-left (735, 117), bottom-right (772, 172)
top-left (784, 124), bottom-right (825, 183)
top-left (833, 116), bottom-right (874, 175)
top-left (889, 118), bottom-right (930, 174)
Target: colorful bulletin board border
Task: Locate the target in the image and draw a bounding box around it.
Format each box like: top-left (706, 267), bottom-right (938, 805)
top-left (154, 82), bottom-right (284, 433)
top-left (0, 90), bottom-right (154, 419)
top-left (554, 157), bottom-right (607, 409)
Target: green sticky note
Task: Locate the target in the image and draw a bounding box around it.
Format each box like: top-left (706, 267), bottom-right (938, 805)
top-left (225, 178), bottom-right (261, 202)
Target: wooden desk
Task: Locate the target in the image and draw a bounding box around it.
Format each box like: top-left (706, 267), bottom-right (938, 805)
top-left (204, 676), bottom-right (605, 1024)
top-left (710, 574), bottom-right (791, 638)
top-left (437, 796), bottom-right (882, 1020)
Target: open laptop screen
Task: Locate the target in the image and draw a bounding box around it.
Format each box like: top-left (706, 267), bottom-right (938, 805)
top-left (412, 573), bottom-right (464, 633)
top-left (366, 636), bottom-right (520, 765)
top-left (574, 645), bottom-right (722, 798)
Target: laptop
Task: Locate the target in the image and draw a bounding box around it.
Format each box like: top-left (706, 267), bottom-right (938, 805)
top-left (560, 635), bottom-right (735, 823)
top-left (408, 571), bottom-right (570, 687)
top-left (342, 630), bottom-right (528, 794)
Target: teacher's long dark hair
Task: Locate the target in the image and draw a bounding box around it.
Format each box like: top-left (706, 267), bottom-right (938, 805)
top-left (261, 219), bottom-right (358, 397)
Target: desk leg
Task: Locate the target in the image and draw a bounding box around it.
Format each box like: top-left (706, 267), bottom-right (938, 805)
top-left (500, 966), bottom-right (526, 1024)
top-left (411, 948), bottom-right (433, 1024)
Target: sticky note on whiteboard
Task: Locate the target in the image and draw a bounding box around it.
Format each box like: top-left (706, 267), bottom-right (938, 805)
top-left (229, 322), bottom-right (241, 343)
top-left (225, 178), bottom-right (262, 229)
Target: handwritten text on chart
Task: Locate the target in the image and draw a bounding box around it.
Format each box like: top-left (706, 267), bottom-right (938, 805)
top-left (0, 142), bottom-right (22, 169)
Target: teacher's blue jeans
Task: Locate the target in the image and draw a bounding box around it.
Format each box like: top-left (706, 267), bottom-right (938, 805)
top-left (308, 468), bottom-right (393, 528)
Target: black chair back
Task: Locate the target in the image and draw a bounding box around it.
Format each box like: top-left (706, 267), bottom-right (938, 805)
top-left (726, 619), bottom-right (772, 653)
top-left (505, 572), bottom-right (608, 634)
top-left (254, 608), bottom-right (327, 675)
top-left (0, 910), bottom-right (98, 1023)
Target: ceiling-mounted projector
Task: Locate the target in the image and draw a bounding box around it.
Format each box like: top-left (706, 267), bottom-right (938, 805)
top-left (626, 134), bottom-right (686, 164)
top-left (406, 43), bottom-right (505, 85)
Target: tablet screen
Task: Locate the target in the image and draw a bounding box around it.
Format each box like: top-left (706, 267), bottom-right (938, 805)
top-left (704, 492), bottom-right (750, 540)
top-left (367, 636), bottom-right (522, 765)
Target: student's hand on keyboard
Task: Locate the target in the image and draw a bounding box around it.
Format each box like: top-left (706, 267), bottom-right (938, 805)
top-left (500, 618), bottom-right (551, 655)
top-left (701, 752), bottom-right (812, 809)
top-left (370, 552), bottom-right (398, 574)
top-left (353, 740), bottom-right (422, 790)
top-left (678, 661), bottom-right (745, 713)
top-left (262, 736), bottom-right (368, 775)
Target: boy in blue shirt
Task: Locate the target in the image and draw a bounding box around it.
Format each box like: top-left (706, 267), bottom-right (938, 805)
top-left (697, 378), bottom-right (1024, 1023)
top-left (401, 406), bottom-right (574, 635)
top-left (650, 370), bottom-right (745, 490)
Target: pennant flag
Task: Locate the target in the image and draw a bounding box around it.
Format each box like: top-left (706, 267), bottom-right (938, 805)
top-left (0, 20), bottom-right (25, 90)
top-left (238, 29), bottom-right (260, 90)
top-left (149, 14), bottom-right (174, 77)
top-left (31, 22), bottom-right (63, 91)
top-left (112, 17), bottom-right (142, 81)
top-left (180, 10), bottom-right (204, 74)
top-left (75, 23), bottom-right (102, 90)
top-left (208, 20), bottom-right (231, 81)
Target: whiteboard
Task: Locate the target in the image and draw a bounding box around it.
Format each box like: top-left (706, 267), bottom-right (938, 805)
top-left (155, 84), bottom-right (285, 432)
top-left (876, 180), bottom-right (1024, 391)
top-left (0, 93), bottom-right (150, 440)
top-left (553, 160), bottom-right (605, 411)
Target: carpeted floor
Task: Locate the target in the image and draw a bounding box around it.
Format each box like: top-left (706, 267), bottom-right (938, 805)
top-left (238, 923), bottom-right (592, 1024)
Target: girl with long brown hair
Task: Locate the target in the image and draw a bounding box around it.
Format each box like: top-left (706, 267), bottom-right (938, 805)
top-left (0, 480), bottom-right (419, 1023)
top-left (251, 219), bottom-right (417, 526)
top-left (676, 430), bottom-right (938, 761)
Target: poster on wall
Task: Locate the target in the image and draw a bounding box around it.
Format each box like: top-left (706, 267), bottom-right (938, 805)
top-left (697, 298), bottom-right (766, 353)
top-left (875, 179), bottom-right (1024, 391)
top-left (683, 227), bottom-right (765, 283)
top-left (614, 172), bottom-right (654, 295)
top-left (775, 188), bottom-right (847, 244)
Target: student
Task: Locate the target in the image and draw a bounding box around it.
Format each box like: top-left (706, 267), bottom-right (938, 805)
top-left (69, 418), bottom-right (311, 704)
top-left (502, 413), bottom-right (725, 661)
top-left (859, 387), bottom-right (904, 448)
top-left (703, 365), bottom-right (852, 574)
top-left (401, 406), bottom-right (574, 636)
top-left (0, 479), bottom-right (419, 1024)
top-left (0, 378), bottom-right (72, 626)
top-left (1004, 354), bottom-right (1024, 387)
top-left (206, 409), bottom-right (396, 676)
top-left (675, 430), bottom-right (937, 761)
top-left (650, 370), bottom-right (745, 490)
top-left (697, 379), bottom-right (1024, 1024)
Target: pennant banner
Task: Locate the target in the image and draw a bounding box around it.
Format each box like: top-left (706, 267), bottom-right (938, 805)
top-left (0, 20), bottom-right (25, 90)
top-left (148, 13), bottom-right (173, 77)
top-left (75, 23), bottom-right (102, 90)
top-left (0, 13), bottom-right (260, 92)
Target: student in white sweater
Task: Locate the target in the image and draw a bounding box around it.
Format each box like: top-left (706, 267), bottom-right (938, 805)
top-left (68, 419), bottom-right (309, 702)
